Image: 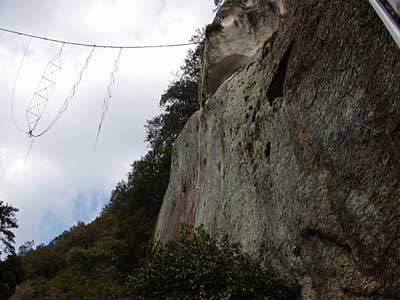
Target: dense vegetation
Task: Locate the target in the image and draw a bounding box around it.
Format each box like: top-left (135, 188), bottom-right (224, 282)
top-left (0, 201), bottom-right (23, 300)
top-left (0, 201), bottom-right (18, 256)
top-left (130, 226), bottom-right (300, 300)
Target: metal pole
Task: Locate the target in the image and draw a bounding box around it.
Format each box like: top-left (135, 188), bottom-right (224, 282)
top-left (387, 0), bottom-right (400, 15)
top-left (369, 0), bottom-right (400, 48)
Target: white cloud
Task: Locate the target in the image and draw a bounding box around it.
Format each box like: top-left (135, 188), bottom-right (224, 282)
top-left (0, 0), bottom-right (214, 247)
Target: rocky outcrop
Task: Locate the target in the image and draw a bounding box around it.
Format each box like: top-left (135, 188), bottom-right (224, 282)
top-left (156, 0), bottom-right (400, 299)
top-left (201, 0), bottom-right (281, 100)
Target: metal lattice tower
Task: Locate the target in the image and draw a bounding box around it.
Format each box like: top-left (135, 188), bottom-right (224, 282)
top-left (26, 45), bottom-right (64, 135)
top-left (30, 47), bottom-right (96, 138)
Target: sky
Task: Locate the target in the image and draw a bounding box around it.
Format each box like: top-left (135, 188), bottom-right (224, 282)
top-left (0, 0), bottom-right (214, 249)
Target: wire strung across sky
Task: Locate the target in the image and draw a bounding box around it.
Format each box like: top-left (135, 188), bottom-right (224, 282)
top-left (0, 27), bottom-right (199, 49)
top-left (3, 25), bottom-right (200, 155)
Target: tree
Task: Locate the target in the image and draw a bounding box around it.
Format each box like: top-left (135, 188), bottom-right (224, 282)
top-left (22, 245), bottom-right (65, 279)
top-left (106, 44), bottom-right (202, 218)
top-left (129, 226), bottom-right (301, 300)
top-left (0, 255), bottom-right (24, 300)
top-left (0, 201), bottom-right (18, 255)
top-left (18, 241), bottom-right (34, 256)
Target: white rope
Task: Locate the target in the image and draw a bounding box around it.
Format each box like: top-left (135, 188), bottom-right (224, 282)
top-left (93, 48), bottom-right (123, 151)
top-left (11, 37), bottom-right (32, 134)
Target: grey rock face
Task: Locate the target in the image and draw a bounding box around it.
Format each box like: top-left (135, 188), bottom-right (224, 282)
top-left (202, 0), bottom-right (280, 100)
top-left (156, 0), bottom-right (400, 299)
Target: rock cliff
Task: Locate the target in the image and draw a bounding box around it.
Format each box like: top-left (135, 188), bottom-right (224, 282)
top-left (156, 0), bottom-right (400, 299)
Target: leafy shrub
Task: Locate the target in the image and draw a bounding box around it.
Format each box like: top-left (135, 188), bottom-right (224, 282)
top-left (129, 226), bottom-right (301, 300)
top-left (205, 22), bottom-right (224, 36)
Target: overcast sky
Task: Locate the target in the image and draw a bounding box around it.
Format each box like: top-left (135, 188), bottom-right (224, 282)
top-left (0, 0), bottom-right (214, 249)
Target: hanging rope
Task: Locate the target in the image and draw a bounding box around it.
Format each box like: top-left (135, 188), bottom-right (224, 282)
top-left (0, 27), bottom-right (199, 49)
top-left (11, 37), bottom-right (32, 134)
top-left (26, 44), bottom-right (64, 135)
top-left (25, 138), bottom-right (35, 158)
top-left (30, 46), bottom-right (96, 138)
top-left (196, 40), bottom-right (208, 191)
top-left (93, 48), bottom-right (123, 151)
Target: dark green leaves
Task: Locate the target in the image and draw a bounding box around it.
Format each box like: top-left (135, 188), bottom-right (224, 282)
top-left (129, 226), bottom-right (301, 300)
top-left (0, 200), bottom-right (18, 255)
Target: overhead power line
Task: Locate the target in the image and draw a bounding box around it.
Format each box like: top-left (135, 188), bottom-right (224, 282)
top-left (0, 27), bottom-right (199, 49)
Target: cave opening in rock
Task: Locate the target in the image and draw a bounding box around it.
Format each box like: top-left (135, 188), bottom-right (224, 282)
top-left (267, 44), bottom-right (293, 105)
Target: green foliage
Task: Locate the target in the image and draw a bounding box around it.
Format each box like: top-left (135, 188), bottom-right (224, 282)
top-left (22, 245), bottom-right (65, 279)
top-left (0, 201), bottom-right (21, 299)
top-left (206, 22), bottom-right (224, 36)
top-left (17, 237), bottom-right (131, 300)
top-left (129, 226), bottom-right (301, 300)
top-left (17, 241), bottom-right (34, 256)
top-left (106, 46), bottom-right (201, 218)
top-left (65, 237), bottom-right (128, 273)
top-left (0, 255), bottom-right (24, 300)
top-left (0, 201), bottom-right (18, 255)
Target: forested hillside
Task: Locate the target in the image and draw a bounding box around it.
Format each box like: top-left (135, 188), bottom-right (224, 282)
top-left (7, 38), bottom-right (202, 300)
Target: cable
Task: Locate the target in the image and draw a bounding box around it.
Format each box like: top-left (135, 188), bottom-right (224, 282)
top-left (0, 27), bottom-right (199, 49)
top-left (25, 138), bottom-right (34, 158)
top-left (31, 46), bottom-right (96, 137)
top-left (93, 48), bottom-right (123, 151)
top-left (11, 37), bottom-right (32, 134)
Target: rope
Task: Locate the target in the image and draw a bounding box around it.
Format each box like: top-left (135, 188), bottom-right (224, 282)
top-left (11, 37), bottom-right (32, 134)
top-left (25, 138), bottom-right (34, 158)
top-left (196, 40), bottom-right (208, 191)
top-left (93, 48), bottom-right (123, 151)
top-left (0, 27), bottom-right (199, 49)
top-left (30, 47), bottom-right (96, 137)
